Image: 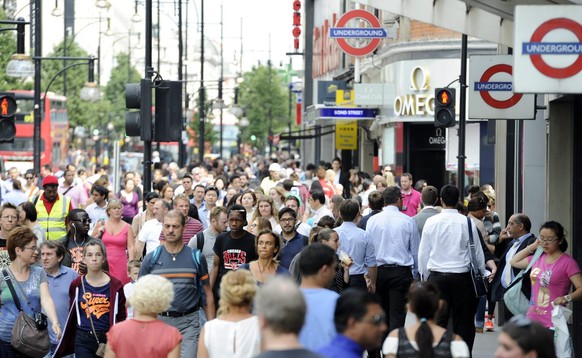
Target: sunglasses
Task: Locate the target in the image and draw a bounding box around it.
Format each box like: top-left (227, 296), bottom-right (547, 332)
top-left (361, 314), bottom-right (386, 326)
top-left (25, 176), bottom-right (34, 180)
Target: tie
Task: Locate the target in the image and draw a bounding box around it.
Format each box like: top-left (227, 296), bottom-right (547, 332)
top-left (502, 240), bottom-right (520, 287)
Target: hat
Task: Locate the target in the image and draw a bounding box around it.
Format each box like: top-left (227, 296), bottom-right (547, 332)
top-left (269, 163), bottom-right (281, 172)
top-left (42, 175), bottom-right (59, 187)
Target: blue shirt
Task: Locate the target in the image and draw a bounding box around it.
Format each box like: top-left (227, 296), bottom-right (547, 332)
top-left (279, 232), bottom-right (307, 269)
top-left (46, 265), bottom-right (78, 343)
top-left (366, 206), bottom-right (420, 276)
top-left (334, 222), bottom-right (376, 275)
top-left (299, 288), bottom-right (339, 350)
top-left (317, 334), bottom-right (365, 358)
top-left (199, 206), bottom-right (210, 229)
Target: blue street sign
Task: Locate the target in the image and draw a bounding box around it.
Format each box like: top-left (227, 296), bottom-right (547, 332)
top-left (320, 108), bottom-right (378, 119)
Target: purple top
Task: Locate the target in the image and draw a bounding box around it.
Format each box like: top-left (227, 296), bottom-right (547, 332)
top-left (118, 191), bottom-right (139, 219)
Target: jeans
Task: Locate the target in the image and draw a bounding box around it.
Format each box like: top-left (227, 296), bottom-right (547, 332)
top-left (75, 329), bottom-right (107, 358)
top-left (0, 339), bottom-right (33, 358)
top-left (475, 296), bottom-right (487, 328)
top-left (159, 310), bottom-right (201, 358)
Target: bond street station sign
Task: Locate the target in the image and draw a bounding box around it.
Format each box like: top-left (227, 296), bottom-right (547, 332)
top-left (514, 5), bottom-right (582, 93)
top-left (330, 10), bottom-right (387, 57)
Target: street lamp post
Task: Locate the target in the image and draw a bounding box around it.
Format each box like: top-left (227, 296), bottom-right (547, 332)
top-left (198, 0), bottom-right (205, 164)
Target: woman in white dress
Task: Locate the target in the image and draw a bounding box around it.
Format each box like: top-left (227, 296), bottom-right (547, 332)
top-left (198, 270), bottom-right (260, 358)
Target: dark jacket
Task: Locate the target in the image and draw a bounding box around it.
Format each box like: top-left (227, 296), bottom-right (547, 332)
top-left (54, 273), bottom-right (126, 357)
top-left (491, 233), bottom-right (537, 302)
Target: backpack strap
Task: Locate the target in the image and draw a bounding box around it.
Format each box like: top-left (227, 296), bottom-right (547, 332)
top-left (196, 232), bottom-right (205, 251)
top-left (148, 246), bottom-right (163, 273)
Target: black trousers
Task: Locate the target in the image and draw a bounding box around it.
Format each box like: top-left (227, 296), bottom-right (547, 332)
top-left (428, 272), bottom-right (479, 353)
top-left (368, 266), bottom-right (412, 358)
top-left (348, 274), bottom-right (367, 291)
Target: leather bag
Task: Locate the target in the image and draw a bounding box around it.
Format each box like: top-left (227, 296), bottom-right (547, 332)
top-left (2, 269), bottom-right (50, 358)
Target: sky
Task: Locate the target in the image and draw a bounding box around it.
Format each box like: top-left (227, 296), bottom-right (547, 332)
top-left (203, 0), bottom-right (299, 73)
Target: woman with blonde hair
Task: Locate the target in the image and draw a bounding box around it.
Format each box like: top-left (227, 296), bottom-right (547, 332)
top-left (92, 199), bottom-right (135, 285)
top-left (104, 275), bottom-right (182, 358)
top-left (241, 190), bottom-right (257, 224)
top-left (251, 196), bottom-right (278, 229)
top-left (268, 186), bottom-right (286, 211)
top-left (198, 270), bottom-right (260, 358)
top-left (247, 217), bottom-right (272, 237)
top-left (326, 169), bottom-right (344, 196)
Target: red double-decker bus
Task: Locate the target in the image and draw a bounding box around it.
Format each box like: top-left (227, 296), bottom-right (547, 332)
top-left (0, 90), bottom-right (69, 173)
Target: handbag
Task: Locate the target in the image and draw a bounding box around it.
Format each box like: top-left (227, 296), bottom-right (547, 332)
top-left (503, 246), bottom-right (543, 315)
top-left (2, 269), bottom-right (50, 358)
top-left (467, 218), bottom-right (488, 297)
top-left (81, 276), bottom-right (107, 358)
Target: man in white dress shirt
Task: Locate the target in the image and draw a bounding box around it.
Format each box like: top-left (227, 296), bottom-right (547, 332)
top-left (134, 199), bottom-right (170, 259)
top-left (418, 184), bottom-right (485, 353)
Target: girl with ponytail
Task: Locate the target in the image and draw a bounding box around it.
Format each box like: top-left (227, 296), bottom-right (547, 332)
top-left (383, 281), bottom-right (470, 358)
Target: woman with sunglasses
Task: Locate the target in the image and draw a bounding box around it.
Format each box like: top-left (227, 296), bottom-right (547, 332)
top-left (383, 281), bottom-right (470, 358)
top-left (510, 221), bottom-right (582, 329)
top-left (495, 316), bottom-right (556, 358)
top-left (23, 170), bottom-right (40, 201)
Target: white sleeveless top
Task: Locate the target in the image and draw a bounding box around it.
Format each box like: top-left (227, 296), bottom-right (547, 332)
top-left (203, 316), bottom-right (261, 358)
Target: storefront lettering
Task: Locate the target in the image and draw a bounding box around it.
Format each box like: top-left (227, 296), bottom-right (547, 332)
top-left (312, 14), bottom-right (341, 78)
top-left (394, 66), bottom-right (435, 117)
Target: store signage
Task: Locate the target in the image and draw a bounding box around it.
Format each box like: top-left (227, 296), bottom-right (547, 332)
top-left (335, 120), bottom-right (358, 150)
top-left (469, 55), bottom-right (535, 119)
top-left (514, 6), bottom-right (582, 93)
top-left (313, 14), bottom-right (341, 78)
top-left (320, 108), bottom-right (377, 119)
top-left (330, 10), bottom-right (387, 57)
top-left (394, 66), bottom-right (435, 117)
top-left (317, 80), bottom-right (348, 106)
top-left (354, 83), bottom-right (395, 106)
top-left (292, 1), bottom-right (301, 50)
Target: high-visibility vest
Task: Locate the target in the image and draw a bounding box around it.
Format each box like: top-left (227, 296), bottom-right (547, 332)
top-left (35, 195), bottom-right (71, 241)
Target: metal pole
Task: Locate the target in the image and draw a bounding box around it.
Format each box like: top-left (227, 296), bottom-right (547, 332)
top-left (288, 59), bottom-right (292, 156)
top-left (33, 0), bottom-right (42, 174)
top-left (143, 0), bottom-right (153, 193)
top-left (198, 0), bottom-right (205, 164)
top-left (177, 0), bottom-right (185, 167)
top-left (219, 2), bottom-right (223, 159)
top-left (457, 34), bottom-right (468, 199)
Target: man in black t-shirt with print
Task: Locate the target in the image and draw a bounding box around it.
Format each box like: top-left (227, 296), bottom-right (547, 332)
top-left (210, 205), bottom-right (257, 303)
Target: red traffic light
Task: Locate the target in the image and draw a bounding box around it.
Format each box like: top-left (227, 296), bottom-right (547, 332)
top-left (435, 89), bottom-right (453, 106)
top-left (0, 95), bottom-right (17, 117)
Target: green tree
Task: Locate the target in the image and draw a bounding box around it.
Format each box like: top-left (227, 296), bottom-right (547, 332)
top-left (0, 8), bottom-right (31, 90)
top-left (239, 64), bottom-right (287, 152)
top-left (104, 52), bottom-right (141, 133)
top-left (42, 40), bottom-right (110, 129)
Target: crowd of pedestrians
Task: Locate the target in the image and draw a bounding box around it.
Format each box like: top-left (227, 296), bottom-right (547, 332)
top-left (0, 156), bottom-right (580, 358)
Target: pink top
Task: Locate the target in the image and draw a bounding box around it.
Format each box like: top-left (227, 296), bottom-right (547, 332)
top-left (102, 224), bottom-right (131, 285)
top-left (107, 319), bottom-right (182, 358)
top-left (401, 189), bottom-right (421, 217)
top-left (527, 252), bottom-right (580, 328)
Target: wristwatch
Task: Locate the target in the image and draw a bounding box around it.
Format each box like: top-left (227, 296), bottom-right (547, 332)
top-left (565, 294), bottom-right (573, 303)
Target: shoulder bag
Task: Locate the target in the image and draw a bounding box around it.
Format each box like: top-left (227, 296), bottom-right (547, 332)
top-left (503, 246), bottom-right (543, 315)
top-left (467, 218), bottom-right (488, 297)
top-left (2, 269), bottom-right (50, 358)
top-left (81, 276), bottom-right (107, 357)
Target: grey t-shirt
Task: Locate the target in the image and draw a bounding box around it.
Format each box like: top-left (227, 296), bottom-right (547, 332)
top-left (140, 245), bottom-right (209, 312)
top-left (187, 228), bottom-right (218, 269)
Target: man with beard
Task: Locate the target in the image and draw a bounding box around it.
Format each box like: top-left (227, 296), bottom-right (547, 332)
top-left (35, 175), bottom-right (73, 241)
top-left (0, 203), bottom-right (19, 269)
top-left (57, 208), bottom-right (99, 274)
top-left (278, 207), bottom-right (308, 270)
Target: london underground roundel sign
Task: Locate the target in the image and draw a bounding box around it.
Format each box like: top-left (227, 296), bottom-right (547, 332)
top-left (329, 10), bottom-right (387, 57)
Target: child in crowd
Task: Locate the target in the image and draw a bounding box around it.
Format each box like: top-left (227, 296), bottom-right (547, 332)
top-left (124, 260), bottom-right (142, 319)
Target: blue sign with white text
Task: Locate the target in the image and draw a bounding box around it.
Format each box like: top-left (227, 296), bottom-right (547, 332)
top-left (320, 108), bottom-right (378, 119)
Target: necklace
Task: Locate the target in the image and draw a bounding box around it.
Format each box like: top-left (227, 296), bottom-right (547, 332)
top-left (167, 246), bottom-right (183, 261)
top-left (256, 261), bottom-right (272, 278)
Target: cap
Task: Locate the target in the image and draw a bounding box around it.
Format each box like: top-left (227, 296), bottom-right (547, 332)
top-left (42, 175), bottom-right (59, 187)
top-left (269, 163), bottom-right (281, 172)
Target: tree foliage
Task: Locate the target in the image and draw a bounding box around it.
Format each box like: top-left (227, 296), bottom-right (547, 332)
top-left (105, 52), bottom-right (141, 133)
top-left (0, 8), bottom-right (32, 91)
top-left (238, 64), bottom-right (288, 152)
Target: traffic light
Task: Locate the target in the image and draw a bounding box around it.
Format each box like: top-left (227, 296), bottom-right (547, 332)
top-left (0, 92), bottom-right (17, 143)
top-left (124, 79), bottom-right (152, 140)
top-left (434, 88), bottom-right (456, 128)
top-left (154, 80), bottom-right (182, 142)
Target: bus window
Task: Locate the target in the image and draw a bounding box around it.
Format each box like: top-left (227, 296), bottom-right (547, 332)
top-left (0, 139), bottom-right (45, 152)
